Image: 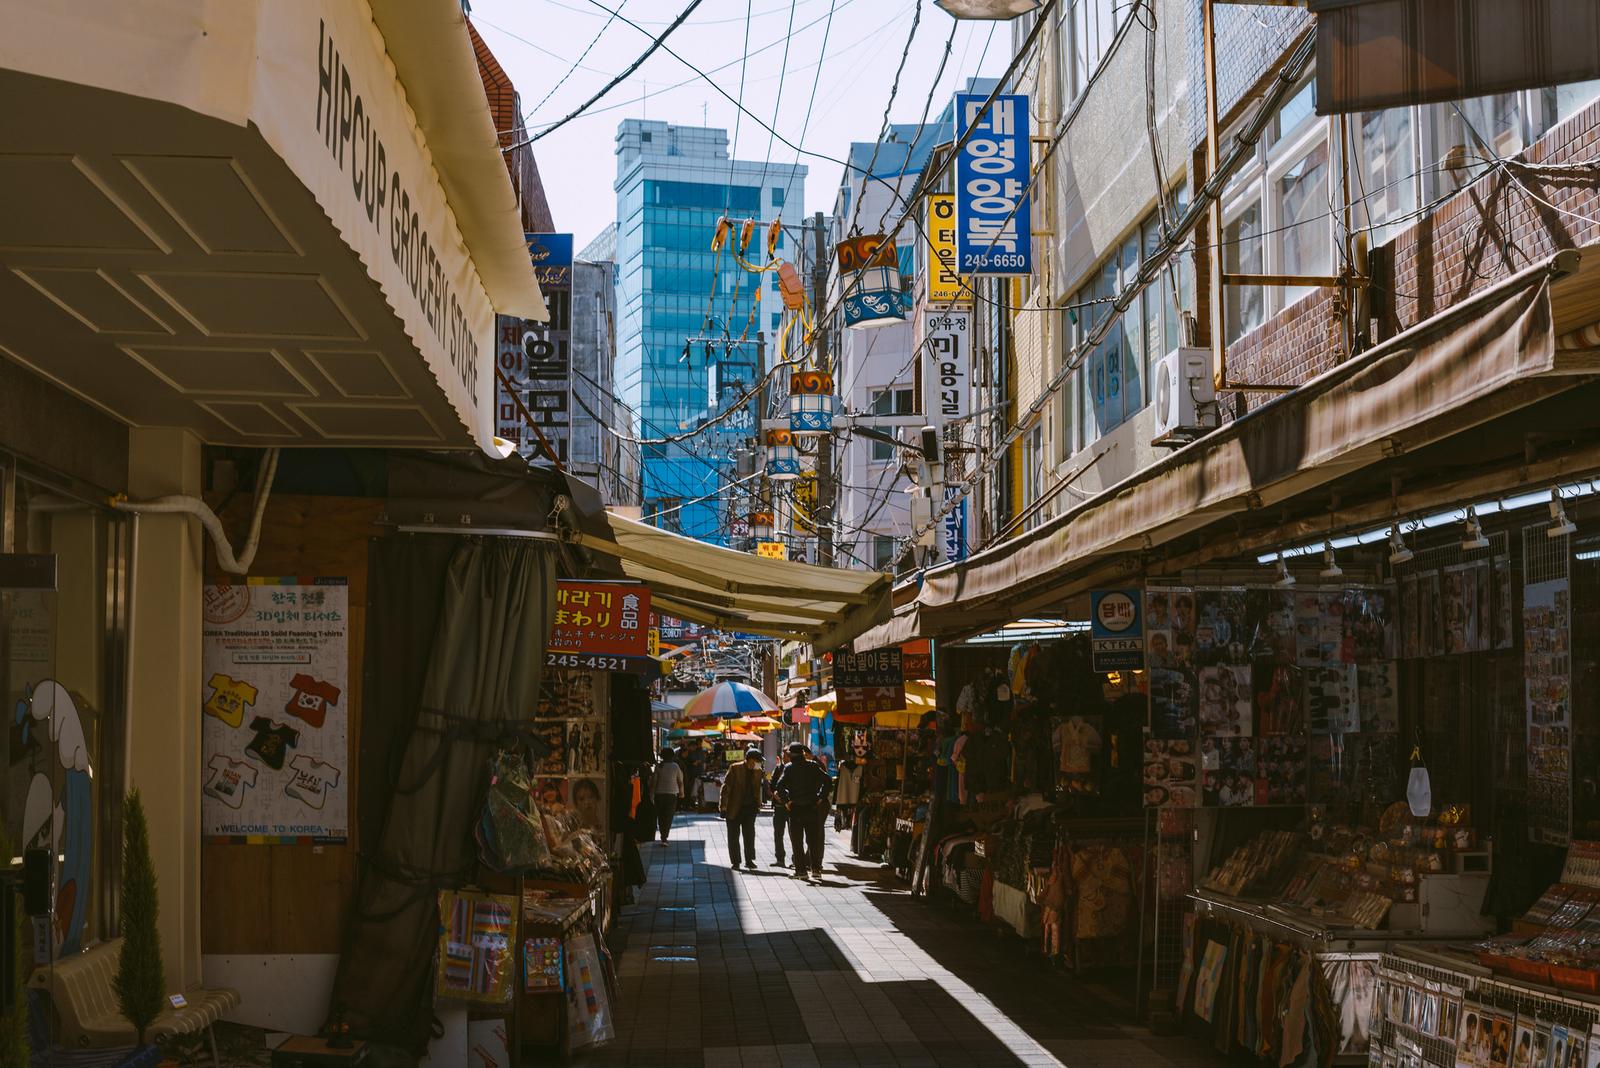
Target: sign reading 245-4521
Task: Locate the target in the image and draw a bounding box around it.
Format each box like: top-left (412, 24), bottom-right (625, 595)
top-left (954, 93), bottom-right (1032, 276)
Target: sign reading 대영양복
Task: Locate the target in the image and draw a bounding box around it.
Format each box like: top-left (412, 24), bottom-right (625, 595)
top-left (954, 93), bottom-right (1032, 276)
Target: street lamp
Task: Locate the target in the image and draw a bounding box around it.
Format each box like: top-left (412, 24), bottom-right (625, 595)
top-left (934, 0), bottom-right (1040, 17)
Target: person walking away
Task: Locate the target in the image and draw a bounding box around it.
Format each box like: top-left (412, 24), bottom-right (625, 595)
top-left (650, 748), bottom-right (685, 843)
top-left (768, 750), bottom-right (791, 867)
top-left (777, 743), bottom-right (830, 880)
top-left (721, 747), bottom-right (765, 870)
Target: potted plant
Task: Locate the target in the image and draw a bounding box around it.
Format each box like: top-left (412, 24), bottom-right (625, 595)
top-left (113, 790), bottom-right (164, 1045)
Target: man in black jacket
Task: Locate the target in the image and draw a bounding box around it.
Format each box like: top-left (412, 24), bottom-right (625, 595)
top-left (776, 743), bottom-right (830, 880)
top-left (768, 750), bottom-right (791, 867)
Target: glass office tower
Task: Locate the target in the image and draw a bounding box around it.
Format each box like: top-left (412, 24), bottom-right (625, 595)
top-left (614, 120), bottom-right (805, 544)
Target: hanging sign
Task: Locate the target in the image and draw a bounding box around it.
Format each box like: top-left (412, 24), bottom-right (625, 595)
top-left (954, 93), bottom-right (1033, 276)
top-left (201, 578), bottom-right (349, 843)
top-left (925, 309), bottom-right (971, 423)
top-left (925, 193), bottom-right (967, 305)
top-left (833, 647), bottom-right (906, 716)
top-left (497, 233), bottom-right (573, 461)
top-left (1090, 589), bottom-right (1145, 672)
top-left (837, 233), bottom-right (906, 328)
top-left (942, 486), bottom-right (969, 563)
top-left (1524, 573), bottom-right (1571, 845)
top-left (756, 542), bottom-right (788, 559)
top-left (547, 580), bottom-right (654, 672)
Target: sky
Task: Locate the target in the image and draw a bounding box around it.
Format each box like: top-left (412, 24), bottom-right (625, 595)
top-left (469, 0), bottom-right (1013, 248)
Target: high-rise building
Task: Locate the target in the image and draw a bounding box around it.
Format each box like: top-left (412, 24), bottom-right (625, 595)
top-left (613, 120), bottom-right (806, 544)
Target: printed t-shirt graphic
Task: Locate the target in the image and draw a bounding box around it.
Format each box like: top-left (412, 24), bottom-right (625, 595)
top-left (204, 754), bottom-right (259, 809)
top-left (285, 755), bottom-right (342, 810)
top-left (284, 673), bottom-right (341, 729)
top-left (245, 717), bottom-right (300, 770)
top-left (204, 673), bottom-right (259, 729)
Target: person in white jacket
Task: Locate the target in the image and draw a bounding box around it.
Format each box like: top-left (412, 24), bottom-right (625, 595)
top-left (833, 758), bottom-right (863, 830)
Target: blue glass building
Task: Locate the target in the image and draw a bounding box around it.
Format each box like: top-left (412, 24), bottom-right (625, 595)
top-left (613, 120), bottom-right (806, 544)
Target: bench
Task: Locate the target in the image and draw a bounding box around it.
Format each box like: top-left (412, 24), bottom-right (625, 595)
top-left (28, 938), bottom-right (241, 1064)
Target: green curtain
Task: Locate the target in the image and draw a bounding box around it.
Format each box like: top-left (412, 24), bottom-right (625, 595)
top-left (331, 537), bottom-right (555, 1050)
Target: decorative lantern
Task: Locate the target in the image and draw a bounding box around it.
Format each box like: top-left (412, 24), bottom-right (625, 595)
top-left (788, 370), bottom-right (835, 436)
top-left (837, 234), bottom-right (905, 330)
top-left (750, 510), bottom-right (774, 540)
top-left (765, 428), bottom-right (802, 481)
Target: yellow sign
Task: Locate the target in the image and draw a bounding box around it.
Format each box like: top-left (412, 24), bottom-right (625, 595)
top-left (757, 542), bottom-right (788, 559)
top-left (926, 194), bottom-right (967, 306)
top-left (792, 474), bottom-right (818, 535)
top-left (648, 628), bottom-right (660, 657)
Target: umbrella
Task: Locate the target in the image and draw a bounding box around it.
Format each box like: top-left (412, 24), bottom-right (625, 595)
top-left (732, 715), bottom-right (782, 732)
top-left (808, 679), bottom-right (937, 723)
top-left (671, 716), bottom-right (723, 731)
top-left (681, 680), bottom-right (779, 719)
top-left (665, 728), bottom-right (721, 739)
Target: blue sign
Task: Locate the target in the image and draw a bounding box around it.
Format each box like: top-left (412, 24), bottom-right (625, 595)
top-left (942, 487), bottom-right (968, 563)
top-left (526, 232), bottom-right (573, 288)
top-left (1089, 589), bottom-right (1144, 672)
top-left (954, 93), bottom-right (1032, 276)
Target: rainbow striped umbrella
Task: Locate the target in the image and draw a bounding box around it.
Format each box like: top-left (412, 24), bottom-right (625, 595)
top-left (681, 680), bottom-right (779, 719)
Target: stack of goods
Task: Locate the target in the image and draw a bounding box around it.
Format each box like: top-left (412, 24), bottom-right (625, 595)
top-left (1469, 841), bottom-right (1600, 993)
top-left (1201, 830), bottom-right (1302, 897)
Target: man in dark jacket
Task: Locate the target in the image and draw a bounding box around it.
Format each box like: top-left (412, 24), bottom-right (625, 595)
top-left (768, 750), bottom-right (791, 867)
top-left (776, 743), bottom-right (830, 880)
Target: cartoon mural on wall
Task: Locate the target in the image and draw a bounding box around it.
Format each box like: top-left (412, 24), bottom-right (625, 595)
top-left (14, 679), bottom-right (92, 955)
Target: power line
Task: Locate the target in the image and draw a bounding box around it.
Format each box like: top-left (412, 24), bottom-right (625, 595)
top-left (512, 0), bottom-right (705, 146)
top-left (520, 1), bottom-right (629, 121)
top-left (787, 0), bottom-right (837, 175)
top-left (723, 0), bottom-right (755, 217)
top-left (846, 0), bottom-right (923, 237)
top-left (756, 0), bottom-right (802, 198)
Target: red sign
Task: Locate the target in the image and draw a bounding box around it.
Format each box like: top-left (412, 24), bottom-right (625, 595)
top-left (548, 581), bottom-right (650, 656)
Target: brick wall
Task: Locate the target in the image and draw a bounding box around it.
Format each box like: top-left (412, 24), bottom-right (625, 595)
top-left (1222, 95), bottom-right (1600, 420)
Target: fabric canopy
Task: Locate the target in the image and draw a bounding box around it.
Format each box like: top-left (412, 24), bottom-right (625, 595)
top-left (569, 508), bottom-right (892, 646)
top-left (850, 250), bottom-right (1600, 650)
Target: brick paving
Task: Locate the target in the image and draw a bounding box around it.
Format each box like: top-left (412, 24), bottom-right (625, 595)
top-left (577, 810), bottom-right (1229, 1068)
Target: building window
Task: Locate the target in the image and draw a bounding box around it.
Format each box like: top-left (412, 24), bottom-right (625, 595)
top-left (771, 186), bottom-right (785, 207)
top-left (1022, 424), bottom-right (1044, 530)
top-left (1049, 0), bottom-right (1128, 109)
top-left (770, 313), bottom-right (781, 330)
top-left (872, 534), bottom-right (896, 572)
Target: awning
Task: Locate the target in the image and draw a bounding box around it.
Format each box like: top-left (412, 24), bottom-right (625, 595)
top-left (568, 508), bottom-right (893, 649)
top-left (852, 249), bottom-right (1600, 648)
top-left (0, 0), bottom-right (542, 455)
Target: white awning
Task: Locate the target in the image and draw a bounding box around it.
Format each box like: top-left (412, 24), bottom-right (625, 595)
top-left (573, 513), bottom-right (893, 649)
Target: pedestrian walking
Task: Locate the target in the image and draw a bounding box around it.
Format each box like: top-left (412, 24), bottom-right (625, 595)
top-left (768, 749), bottom-right (791, 867)
top-left (650, 748), bottom-right (685, 843)
top-left (720, 747), bottom-right (765, 870)
top-left (776, 743), bottom-right (830, 880)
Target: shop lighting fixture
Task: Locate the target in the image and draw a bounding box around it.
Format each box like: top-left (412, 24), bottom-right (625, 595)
top-left (1460, 507), bottom-right (1490, 552)
top-left (1319, 541), bottom-right (1343, 580)
top-left (1274, 555), bottom-right (1296, 587)
top-left (1549, 488), bottom-right (1578, 538)
top-left (1388, 525), bottom-right (1414, 566)
top-left (1257, 480), bottom-right (1600, 564)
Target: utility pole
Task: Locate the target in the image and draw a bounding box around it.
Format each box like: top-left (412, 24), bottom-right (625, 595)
top-left (812, 210), bottom-right (836, 568)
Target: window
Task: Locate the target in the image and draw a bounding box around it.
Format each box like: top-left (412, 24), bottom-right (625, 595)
top-left (771, 186), bottom-right (786, 207)
top-left (872, 534), bottom-right (897, 572)
top-left (870, 387), bottom-right (916, 416)
top-left (1349, 106), bottom-right (1418, 245)
top-left (1022, 424), bottom-right (1044, 530)
top-left (770, 313), bottom-right (781, 330)
top-left (1055, 0), bottom-right (1127, 108)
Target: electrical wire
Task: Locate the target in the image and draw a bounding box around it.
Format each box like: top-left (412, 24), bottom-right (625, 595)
top-left (520, 1), bottom-right (629, 121)
top-left (755, 0), bottom-right (801, 198)
top-left (787, 0), bottom-right (837, 175)
top-left (723, 0), bottom-right (755, 217)
top-left (844, 0), bottom-right (924, 237)
top-left (509, 0), bottom-right (705, 146)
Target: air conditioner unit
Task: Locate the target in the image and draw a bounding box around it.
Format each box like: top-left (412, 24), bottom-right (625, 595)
top-left (1152, 346), bottom-right (1217, 446)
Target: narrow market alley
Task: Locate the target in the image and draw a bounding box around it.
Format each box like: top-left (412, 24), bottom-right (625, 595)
top-left (580, 813), bottom-right (1229, 1068)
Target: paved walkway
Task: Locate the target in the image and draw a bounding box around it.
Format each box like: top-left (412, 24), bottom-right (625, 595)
top-left (578, 810), bottom-right (1227, 1068)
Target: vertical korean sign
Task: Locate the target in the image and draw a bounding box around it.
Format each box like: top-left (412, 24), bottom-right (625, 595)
top-left (497, 233), bottom-right (573, 461)
top-left (942, 486), bottom-right (969, 563)
top-left (925, 310), bottom-right (971, 422)
top-left (1090, 589), bottom-right (1144, 672)
top-left (925, 193), bottom-right (967, 305)
top-left (201, 579), bottom-right (348, 842)
top-left (954, 93), bottom-right (1032, 276)
top-left (834, 647), bottom-right (907, 717)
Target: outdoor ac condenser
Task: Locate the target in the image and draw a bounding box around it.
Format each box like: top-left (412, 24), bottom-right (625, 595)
top-left (1151, 346), bottom-right (1217, 446)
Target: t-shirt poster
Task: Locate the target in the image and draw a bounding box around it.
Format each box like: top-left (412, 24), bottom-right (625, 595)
top-left (201, 579), bottom-right (348, 842)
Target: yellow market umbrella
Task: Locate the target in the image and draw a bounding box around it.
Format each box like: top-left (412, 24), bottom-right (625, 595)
top-left (807, 679), bottom-right (937, 721)
top-left (732, 715), bottom-right (783, 732)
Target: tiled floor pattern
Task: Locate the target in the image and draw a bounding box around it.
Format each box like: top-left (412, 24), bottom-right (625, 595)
top-left (577, 811), bottom-right (1228, 1068)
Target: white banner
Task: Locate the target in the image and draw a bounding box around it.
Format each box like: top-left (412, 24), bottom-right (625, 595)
top-left (201, 579), bottom-right (349, 842)
top-left (925, 309), bottom-right (972, 423)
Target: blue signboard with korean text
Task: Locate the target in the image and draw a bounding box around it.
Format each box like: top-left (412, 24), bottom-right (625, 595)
top-left (942, 487), bottom-right (969, 563)
top-left (954, 93), bottom-right (1032, 276)
top-left (1090, 589), bottom-right (1145, 672)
